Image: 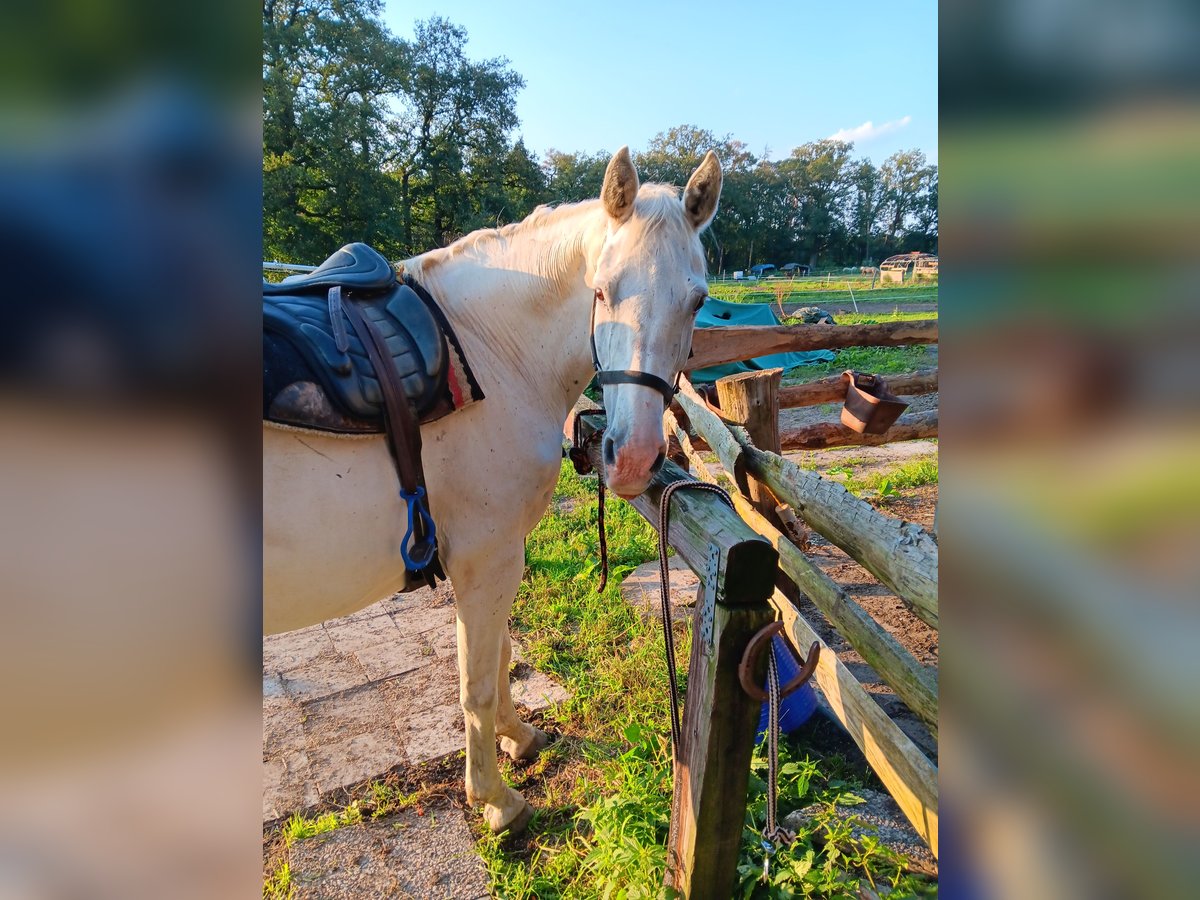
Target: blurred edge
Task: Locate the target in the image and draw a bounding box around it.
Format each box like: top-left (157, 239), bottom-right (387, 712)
top-left (942, 2), bottom-right (1200, 899)
top-left (0, 2), bottom-right (262, 898)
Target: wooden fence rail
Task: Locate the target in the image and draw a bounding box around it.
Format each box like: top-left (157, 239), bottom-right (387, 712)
top-left (778, 367), bottom-right (938, 409)
top-left (772, 584), bottom-right (939, 858)
top-left (687, 320), bottom-right (938, 371)
top-left (675, 383), bottom-right (939, 630)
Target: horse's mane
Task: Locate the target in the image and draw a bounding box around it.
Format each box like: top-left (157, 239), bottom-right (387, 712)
top-left (405, 184), bottom-right (686, 286)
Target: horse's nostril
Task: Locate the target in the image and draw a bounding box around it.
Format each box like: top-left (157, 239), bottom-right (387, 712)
top-left (603, 435), bottom-right (616, 466)
top-left (650, 451), bottom-right (666, 474)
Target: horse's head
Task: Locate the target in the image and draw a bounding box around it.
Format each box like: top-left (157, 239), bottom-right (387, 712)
top-left (589, 146), bottom-right (722, 499)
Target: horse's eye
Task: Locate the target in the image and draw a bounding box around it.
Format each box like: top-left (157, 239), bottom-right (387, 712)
top-left (595, 288), bottom-right (606, 305)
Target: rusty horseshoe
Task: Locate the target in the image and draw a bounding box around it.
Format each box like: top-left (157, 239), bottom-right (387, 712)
top-left (738, 621), bottom-right (820, 703)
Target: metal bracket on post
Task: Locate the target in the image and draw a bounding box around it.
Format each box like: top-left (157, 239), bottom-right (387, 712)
top-left (699, 542), bottom-right (720, 649)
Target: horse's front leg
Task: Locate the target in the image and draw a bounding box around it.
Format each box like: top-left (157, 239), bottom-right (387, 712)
top-left (451, 548), bottom-right (533, 834)
top-left (496, 632), bottom-right (552, 762)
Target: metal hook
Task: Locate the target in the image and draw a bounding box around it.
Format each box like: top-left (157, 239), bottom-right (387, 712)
top-left (738, 621), bottom-right (820, 703)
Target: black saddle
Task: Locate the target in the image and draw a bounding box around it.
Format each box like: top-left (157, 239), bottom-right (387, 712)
top-left (263, 243), bottom-right (448, 431)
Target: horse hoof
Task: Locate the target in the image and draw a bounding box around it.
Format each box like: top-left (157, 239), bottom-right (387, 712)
top-left (501, 727), bottom-right (552, 764)
top-left (487, 792), bottom-right (534, 835)
top-left (504, 799), bottom-right (534, 836)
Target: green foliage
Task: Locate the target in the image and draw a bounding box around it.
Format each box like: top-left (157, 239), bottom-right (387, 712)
top-left (262, 860), bottom-right (293, 900)
top-left (733, 740), bottom-right (931, 898)
top-left (843, 458), bottom-right (939, 500)
top-left (263, 6), bottom-right (535, 263)
top-left (280, 801), bottom-right (364, 846)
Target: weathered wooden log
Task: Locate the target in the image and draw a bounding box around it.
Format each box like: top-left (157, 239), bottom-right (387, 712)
top-left (675, 384), bottom-right (939, 630)
top-left (771, 587), bottom-right (939, 858)
top-left (780, 410), bottom-right (938, 451)
top-left (715, 369), bottom-right (783, 528)
top-left (666, 414), bottom-right (937, 733)
top-left (687, 320), bottom-right (937, 372)
top-left (778, 368), bottom-right (938, 409)
top-left (578, 414), bottom-right (777, 899)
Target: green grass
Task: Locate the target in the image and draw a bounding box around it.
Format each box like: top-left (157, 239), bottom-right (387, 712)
top-left (783, 345), bottom-right (936, 383)
top-left (474, 462), bottom-right (935, 897)
top-left (824, 309), bottom-right (938, 325)
top-left (708, 279), bottom-right (937, 306)
top-left (842, 458), bottom-right (939, 501)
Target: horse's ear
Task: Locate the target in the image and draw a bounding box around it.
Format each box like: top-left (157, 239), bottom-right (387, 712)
top-left (601, 146), bottom-right (640, 224)
top-left (683, 150), bottom-right (722, 231)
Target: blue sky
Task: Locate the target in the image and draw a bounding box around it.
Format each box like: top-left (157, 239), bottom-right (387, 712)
top-left (382, 0), bottom-right (937, 166)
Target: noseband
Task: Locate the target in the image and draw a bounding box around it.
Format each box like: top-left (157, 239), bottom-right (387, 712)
top-left (588, 289), bottom-right (682, 406)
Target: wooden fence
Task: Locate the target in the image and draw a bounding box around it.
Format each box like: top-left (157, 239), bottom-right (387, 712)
top-left (572, 318), bottom-right (939, 899)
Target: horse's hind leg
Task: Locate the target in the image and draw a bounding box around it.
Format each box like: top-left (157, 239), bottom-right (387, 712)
top-left (496, 633), bottom-right (552, 762)
top-left (451, 549), bottom-right (533, 834)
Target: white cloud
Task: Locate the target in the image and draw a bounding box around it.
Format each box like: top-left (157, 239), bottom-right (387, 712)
top-left (828, 115), bottom-right (912, 144)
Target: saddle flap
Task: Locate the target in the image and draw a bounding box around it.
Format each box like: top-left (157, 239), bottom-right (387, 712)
top-left (386, 285), bottom-right (446, 381)
top-left (263, 243), bottom-right (396, 295)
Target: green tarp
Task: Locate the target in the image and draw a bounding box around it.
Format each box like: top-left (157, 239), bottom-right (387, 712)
top-left (690, 298), bottom-right (835, 384)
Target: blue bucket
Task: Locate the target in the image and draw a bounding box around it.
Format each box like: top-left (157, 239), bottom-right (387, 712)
top-left (755, 634), bottom-right (818, 740)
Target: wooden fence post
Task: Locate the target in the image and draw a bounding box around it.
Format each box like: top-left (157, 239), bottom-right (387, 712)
top-left (666, 538), bottom-right (775, 898)
top-left (714, 368), bottom-right (783, 528)
top-left (576, 414), bottom-right (777, 899)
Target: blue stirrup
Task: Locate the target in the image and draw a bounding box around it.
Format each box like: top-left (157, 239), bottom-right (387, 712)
top-left (400, 486), bottom-right (438, 571)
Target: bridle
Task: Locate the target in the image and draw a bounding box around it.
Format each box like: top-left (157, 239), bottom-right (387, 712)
top-left (588, 288), bottom-right (683, 407)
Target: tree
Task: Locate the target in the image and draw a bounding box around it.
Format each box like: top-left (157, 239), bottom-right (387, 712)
top-left (390, 17), bottom-right (524, 250)
top-left (849, 160), bottom-right (884, 264)
top-left (263, 0), bottom-right (408, 261)
top-left (542, 149), bottom-right (610, 202)
top-left (879, 149), bottom-right (935, 253)
top-left (263, 6), bottom-right (525, 262)
top-left (779, 140), bottom-right (853, 267)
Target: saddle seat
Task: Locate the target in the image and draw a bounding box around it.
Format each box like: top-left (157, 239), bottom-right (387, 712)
top-left (263, 243), bottom-right (474, 433)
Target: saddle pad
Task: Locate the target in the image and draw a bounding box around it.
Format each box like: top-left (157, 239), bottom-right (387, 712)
top-left (263, 263), bottom-right (483, 434)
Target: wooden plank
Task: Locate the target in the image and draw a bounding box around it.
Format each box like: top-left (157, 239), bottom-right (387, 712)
top-left (771, 587), bottom-right (939, 858)
top-left (778, 368), bottom-right (938, 409)
top-left (675, 409), bottom-right (939, 454)
top-left (715, 369), bottom-right (783, 528)
top-left (781, 410), bottom-right (938, 452)
top-left (741, 437), bottom-right (939, 630)
top-left (668, 547), bottom-right (775, 898)
top-left (687, 320), bottom-right (938, 371)
top-left (666, 414), bottom-right (937, 734)
top-left (674, 387), bottom-right (939, 630)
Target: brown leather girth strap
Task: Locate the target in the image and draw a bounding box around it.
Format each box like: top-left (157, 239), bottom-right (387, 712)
top-left (340, 298), bottom-right (442, 585)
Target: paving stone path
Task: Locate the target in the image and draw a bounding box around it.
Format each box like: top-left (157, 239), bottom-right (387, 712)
top-left (264, 581), bottom-right (569, 897)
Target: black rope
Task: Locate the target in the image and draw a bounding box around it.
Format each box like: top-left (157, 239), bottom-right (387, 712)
top-left (657, 480), bottom-right (735, 757)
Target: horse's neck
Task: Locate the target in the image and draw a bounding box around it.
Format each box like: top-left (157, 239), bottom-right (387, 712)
top-left (409, 204), bottom-right (606, 419)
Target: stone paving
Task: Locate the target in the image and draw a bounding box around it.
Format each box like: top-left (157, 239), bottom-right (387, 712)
top-left (289, 806), bottom-right (490, 900)
top-left (263, 581), bottom-right (569, 825)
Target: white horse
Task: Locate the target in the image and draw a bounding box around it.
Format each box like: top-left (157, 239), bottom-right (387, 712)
top-left (264, 147), bottom-right (722, 833)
